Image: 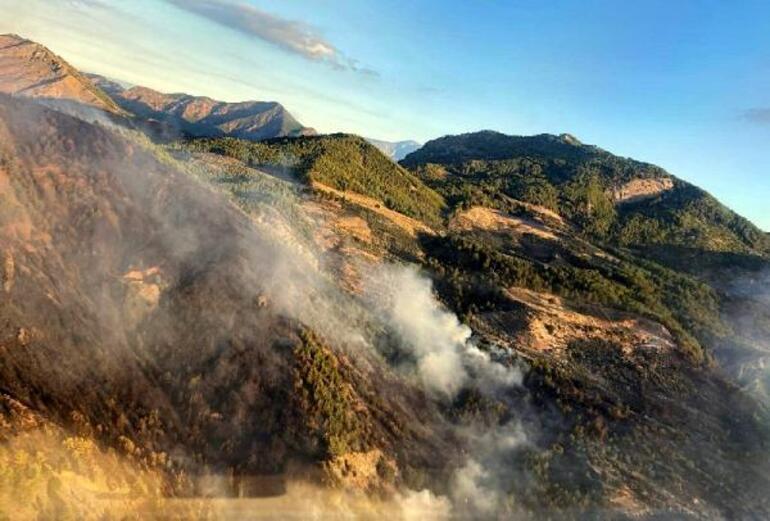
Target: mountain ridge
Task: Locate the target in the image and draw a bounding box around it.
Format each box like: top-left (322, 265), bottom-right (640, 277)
top-left (2, 35), bottom-right (770, 519)
top-left (88, 73), bottom-right (316, 141)
top-left (0, 33), bottom-right (121, 114)
top-left (402, 130), bottom-right (770, 255)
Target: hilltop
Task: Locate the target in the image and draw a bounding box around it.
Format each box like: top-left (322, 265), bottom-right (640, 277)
top-left (403, 130), bottom-right (770, 255)
top-left (0, 34), bottom-right (121, 113)
top-left (187, 134), bottom-right (446, 226)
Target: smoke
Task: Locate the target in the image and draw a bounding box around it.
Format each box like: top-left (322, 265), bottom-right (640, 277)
top-left (0, 95), bottom-right (539, 519)
top-left (451, 459), bottom-right (502, 515)
top-left (364, 264), bottom-right (522, 399)
top-left (448, 419), bottom-right (531, 518)
top-left (362, 264), bottom-right (533, 517)
top-left (364, 264), bottom-right (470, 397)
top-left (724, 268), bottom-right (770, 307)
top-left (182, 135), bottom-right (535, 520)
top-left (35, 97), bottom-right (125, 131)
top-left (714, 267), bottom-right (770, 408)
top-left (245, 212), bottom-right (534, 517)
top-left (174, 159), bottom-right (535, 518)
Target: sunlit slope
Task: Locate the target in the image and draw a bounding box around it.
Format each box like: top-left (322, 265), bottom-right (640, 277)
top-left (0, 34), bottom-right (121, 113)
top-left (0, 96), bottom-right (455, 506)
top-left (403, 130), bottom-right (770, 254)
top-left (187, 134), bottom-right (446, 226)
top-left (89, 73), bottom-right (315, 140)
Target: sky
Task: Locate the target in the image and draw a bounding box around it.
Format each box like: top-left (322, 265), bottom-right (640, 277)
top-left (1, 0), bottom-right (769, 229)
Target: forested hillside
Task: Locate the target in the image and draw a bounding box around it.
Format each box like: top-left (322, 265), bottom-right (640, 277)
top-left (187, 134), bottom-right (447, 226)
top-left (1, 33), bottom-right (770, 519)
top-left (403, 131), bottom-right (770, 254)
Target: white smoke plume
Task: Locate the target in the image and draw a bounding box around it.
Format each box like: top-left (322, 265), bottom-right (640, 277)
top-left (0, 95), bottom-right (536, 519)
top-left (364, 264), bottom-right (470, 397)
top-left (362, 264), bottom-right (532, 517)
top-left (364, 263), bottom-right (522, 399)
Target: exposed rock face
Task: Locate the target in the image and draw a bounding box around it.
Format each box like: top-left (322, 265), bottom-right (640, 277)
top-left (88, 74), bottom-right (316, 140)
top-left (610, 177), bottom-right (674, 204)
top-left (0, 34), bottom-right (121, 113)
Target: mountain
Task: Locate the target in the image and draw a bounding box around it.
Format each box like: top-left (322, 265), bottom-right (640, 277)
top-left (88, 74), bottom-right (315, 140)
top-left (0, 34), bottom-right (121, 113)
top-left (366, 138), bottom-right (421, 161)
top-left (2, 36), bottom-right (770, 519)
top-left (0, 94), bottom-right (456, 517)
top-left (401, 129), bottom-right (770, 409)
top-left (402, 130), bottom-right (770, 255)
top-left (177, 129), bottom-right (770, 518)
top-left (0, 34), bottom-right (315, 142)
top-left (188, 134), bottom-right (446, 226)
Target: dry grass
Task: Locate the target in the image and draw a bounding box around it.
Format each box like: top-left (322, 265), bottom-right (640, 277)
top-left (450, 206), bottom-right (558, 241)
top-left (501, 287), bottom-right (676, 354)
top-left (311, 182), bottom-right (435, 238)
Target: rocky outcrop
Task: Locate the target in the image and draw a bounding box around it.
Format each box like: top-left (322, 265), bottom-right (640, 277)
top-left (610, 177), bottom-right (674, 204)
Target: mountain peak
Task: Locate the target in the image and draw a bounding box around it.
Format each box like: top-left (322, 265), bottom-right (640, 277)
top-left (401, 130), bottom-right (597, 166)
top-left (0, 34), bottom-right (121, 113)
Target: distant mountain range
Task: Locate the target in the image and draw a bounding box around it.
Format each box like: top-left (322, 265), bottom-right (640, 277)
top-left (87, 74), bottom-right (316, 140)
top-left (0, 33), bottom-right (422, 156)
top-left (365, 138), bottom-right (421, 161)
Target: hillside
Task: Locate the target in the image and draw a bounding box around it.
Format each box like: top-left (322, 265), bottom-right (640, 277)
top-left (0, 95), bottom-right (464, 516)
top-left (89, 74), bottom-right (315, 140)
top-left (0, 34), bottom-right (121, 113)
top-left (403, 130), bottom-right (770, 255)
top-left (1, 36), bottom-right (770, 520)
top-left (187, 134), bottom-right (447, 226)
top-left (401, 130), bottom-right (770, 406)
top-left (179, 131), bottom-right (770, 517)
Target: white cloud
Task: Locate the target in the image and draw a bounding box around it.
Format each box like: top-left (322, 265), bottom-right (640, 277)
top-left (165, 0), bottom-right (377, 76)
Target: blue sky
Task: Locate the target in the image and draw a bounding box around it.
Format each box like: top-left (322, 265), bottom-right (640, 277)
top-left (1, 0), bottom-right (769, 229)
